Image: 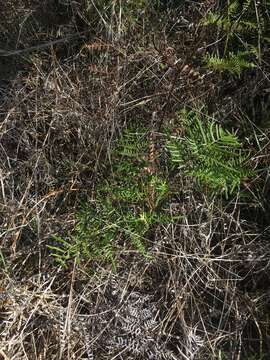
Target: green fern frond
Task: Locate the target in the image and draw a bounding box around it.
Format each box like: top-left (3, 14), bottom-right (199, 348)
top-left (202, 4), bottom-right (255, 31)
top-left (238, 20), bottom-right (258, 31)
top-left (202, 0), bottom-right (267, 67)
top-left (242, 0), bottom-right (252, 12)
top-left (48, 235), bottom-right (81, 267)
top-left (166, 140), bottom-right (184, 164)
top-left (204, 52), bottom-right (255, 76)
top-left (115, 127), bottom-right (149, 159)
top-left (228, 0), bottom-right (240, 17)
top-left (50, 126), bottom-right (171, 269)
top-left (202, 12), bottom-right (224, 26)
top-left (167, 110), bottom-right (253, 197)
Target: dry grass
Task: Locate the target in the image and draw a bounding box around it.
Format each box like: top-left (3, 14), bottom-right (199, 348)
top-left (1, 1), bottom-right (270, 359)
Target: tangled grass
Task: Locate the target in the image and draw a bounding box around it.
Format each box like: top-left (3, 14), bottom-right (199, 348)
top-left (1, 1), bottom-right (270, 359)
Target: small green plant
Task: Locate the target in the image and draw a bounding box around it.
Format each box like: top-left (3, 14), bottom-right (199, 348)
top-left (204, 51), bottom-right (255, 76)
top-left (202, 0), bottom-right (259, 36)
top-left (49, 127), bottom-right (171, 269)
top-left (167, 109), bottom-right (253, 197)
top-left (202, 0), bottom-right (269, 73)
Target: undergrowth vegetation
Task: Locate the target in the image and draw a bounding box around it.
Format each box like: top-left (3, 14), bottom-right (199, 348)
top-left (203, 0), bottom-right (270, 73)
top-left (49, 127), bottom-right (171, 269)
top-left (167, 109), bottom-right (254, 196)
top-left (0, 0), bottom-right (270, 359)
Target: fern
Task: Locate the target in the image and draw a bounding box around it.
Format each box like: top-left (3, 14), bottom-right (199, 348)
top-left (204, 52), bottom-right (255, 76)
top-left (203, 11), bottom-right (258, 33)
top-left (202, 0), bottom-right (269, 72)
top-left (49, 127), bottom-right (171, 269)
top-left (167, 109), bottom-right (253, 197)
top-left (203, 0), bottom-right (254, 29)
top-left (48, 236), bottom-right (76, 268)
top-left (115, 127), bottom-right (149, 160)
top-left (202, 12), bottom-right (224, 27)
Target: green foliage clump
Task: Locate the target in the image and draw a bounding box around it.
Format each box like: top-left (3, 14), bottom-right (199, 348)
top-left (204, 51), bottom-right (255, 76)
top-left (202, 0), bottom-right (260, 34)
top-left (202, 0), bottom-right (270, 73)
top-left (49, 127), bottom-right (170, 269)
top-left (167, 109), bottom-right (253, 197)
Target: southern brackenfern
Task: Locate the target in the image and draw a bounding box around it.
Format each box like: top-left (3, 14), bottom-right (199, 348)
top-left (202, 0), bottom-right (269, 70)
top-left (49, 126), bottom-right (171, 269)
top-left (167, 109), bottom-right (253, 197)
top-left (204, 51), bottom-right (255, 76)
top-left (202, 0), bottom-right (256, 32)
